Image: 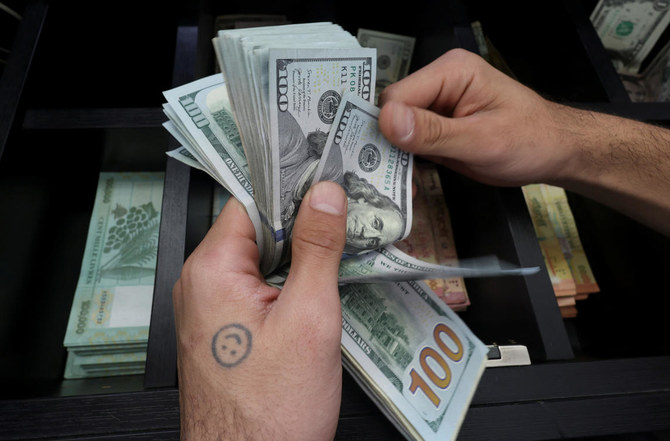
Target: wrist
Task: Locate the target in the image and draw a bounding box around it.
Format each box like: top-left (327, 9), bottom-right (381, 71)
top-left (543, 103), bottom-right (670, 235)
top-left (541, 101), bottom-right (602, 188)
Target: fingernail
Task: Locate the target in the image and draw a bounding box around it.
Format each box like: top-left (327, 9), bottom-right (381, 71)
top-left (309, 181), bottom-right (345, 216)
top-left (392, 102), bottom-right (415, 142)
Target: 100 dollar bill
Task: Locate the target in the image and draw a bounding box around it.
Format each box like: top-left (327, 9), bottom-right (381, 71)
top-left (268, 48), bottom-right (376, 263)
top-left (357, 28), bottom-right (415, 103)
top-left (340, 278), bottom-right (488, 440)
top-left (162, 75), bottom-right (270, 267)
top-left (314, 93), bottom-right (412, 254)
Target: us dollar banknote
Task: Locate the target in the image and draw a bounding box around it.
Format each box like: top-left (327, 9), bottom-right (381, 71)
top-left (340, 278), bottom-right (488, 440)
top-left (162, 75), bottom-right (268, 267)
top-left (357, 28), bottom-right (415, 103)
top-left (338, 245), bottom-right (538, 284)
top-left (215, 23), bottom-right (370, 273)
top-left (269, 48), bottom-right (376, 265)
top-left (313, 92), bottom-right (413, 254)
top-left (591, 0), bottom-right (670, 74)
top-left (262, 244), bottom-right (538, 288)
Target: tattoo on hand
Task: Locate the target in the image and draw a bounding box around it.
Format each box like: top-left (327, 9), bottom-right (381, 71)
top-left (211, 323), bottom-right (252, 368)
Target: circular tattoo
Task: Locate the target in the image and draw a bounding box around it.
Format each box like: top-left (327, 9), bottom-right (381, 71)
top-left (211, 323), bottom-right (252, 368)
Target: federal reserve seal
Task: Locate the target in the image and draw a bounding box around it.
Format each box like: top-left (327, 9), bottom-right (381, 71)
top-left (318, 90), bottom-right (341, 124)
top-left (358, 144), bottom-right (381, 172)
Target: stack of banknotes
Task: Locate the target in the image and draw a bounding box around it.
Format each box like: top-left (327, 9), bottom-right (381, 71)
top-left (522, 184), bottom-right (599, 318)
top-left (161, 22), bottom-right (511, 440)
top-left (395, 162), bottom-right (470, 311)
top-left (590, 0), bottom-right (670, 101)
top-left (62, 172), bottom-right (164, 378)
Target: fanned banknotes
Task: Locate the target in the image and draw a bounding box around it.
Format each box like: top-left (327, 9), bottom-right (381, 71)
top-left (213, 23), bottom-right (380, 272)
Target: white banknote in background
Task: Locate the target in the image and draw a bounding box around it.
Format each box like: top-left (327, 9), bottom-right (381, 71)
top-left (591, 0), bottom-right (670, 74)
top-left (357, 28), bottom-right (415, 103)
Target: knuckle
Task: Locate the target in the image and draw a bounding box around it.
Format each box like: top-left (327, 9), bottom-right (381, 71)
top-left (442, 48), bottom-right (476, 66)
top-left (291, 225), bottom-right (343, 260)
top-left (379, 80), bottom-right (400, 102)
top-left (417, 112), bottom-right (450, 151)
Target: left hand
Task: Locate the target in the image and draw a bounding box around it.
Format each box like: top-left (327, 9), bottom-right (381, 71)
top-left (173, 181), bottom-right (348, 441)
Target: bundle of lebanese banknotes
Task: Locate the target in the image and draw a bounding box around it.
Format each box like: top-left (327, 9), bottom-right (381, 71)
top-left (62, 172), bottom-right (164, 378)
top-left (161, 22), bottom-right (540, 440)
top-left (522, 184), bottom-right (599, 318)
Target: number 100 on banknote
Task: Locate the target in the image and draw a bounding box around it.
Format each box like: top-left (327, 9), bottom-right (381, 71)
top-left (403, 321), bottom-right (468, 421)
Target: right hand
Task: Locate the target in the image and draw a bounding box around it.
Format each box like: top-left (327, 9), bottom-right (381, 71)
top-left (378, 48), bottom-right (579, 188)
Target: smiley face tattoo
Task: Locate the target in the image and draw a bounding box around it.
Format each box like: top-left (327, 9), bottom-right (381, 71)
top-left (211, 323), bottom-right (252, 368)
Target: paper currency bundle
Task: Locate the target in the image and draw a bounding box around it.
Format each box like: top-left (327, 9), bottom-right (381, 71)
top-left (395, 162), bottom-right (471, 311)
top-left (62, 172), bottom-right (164, 378)
top-left (212, 22), bottom-right (417, 274)
top-left (522, 184), bottom-right (600, 317)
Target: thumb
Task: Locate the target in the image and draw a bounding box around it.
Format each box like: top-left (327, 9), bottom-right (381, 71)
top-left (278, 181), bottom-right (347, 308)
top-left (379, 101), bottom-right (471, 160)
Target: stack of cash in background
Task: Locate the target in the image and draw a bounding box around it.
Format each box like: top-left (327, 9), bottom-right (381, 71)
top-left (356, 28), bottom-right (415, 104)
top-left (163, 21), bottom-right (491, 441)
top-left (395, 162), bottom-right (470, 311)
top-left (472, 21), bottom-right (600, 318)
top-left (522, 185), bottom-right (600, 318)
top-left (590, 0), bottom-right (670, 102)
top-left (62, 172), bottom-right (164, 378)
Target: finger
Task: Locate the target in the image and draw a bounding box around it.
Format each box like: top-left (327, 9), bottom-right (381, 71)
top-left (378, 49), bottom-right (482, 113)
top-left (379, 100), bottom-right (477, 161)
top-left (194, 196), bottom-right (261, 279)
top-left (274, 181), bottom-right (346, 316)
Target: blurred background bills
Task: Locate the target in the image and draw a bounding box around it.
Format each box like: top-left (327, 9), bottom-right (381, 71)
top-left (590, 0), bottom-right (670, 102)
top-left (160, 21), bottom-right (542, 441)
top-left (357, 28), bottom-right (415, 103)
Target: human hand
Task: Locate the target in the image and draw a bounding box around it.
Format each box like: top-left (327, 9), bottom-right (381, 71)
top-left (378, 49), bottom-right (580, 187)
top-left (173, 181), bottom-right (347, 441)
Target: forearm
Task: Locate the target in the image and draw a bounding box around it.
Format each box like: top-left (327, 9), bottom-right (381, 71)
top-left (548, 103), bottom-right (670, 236)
